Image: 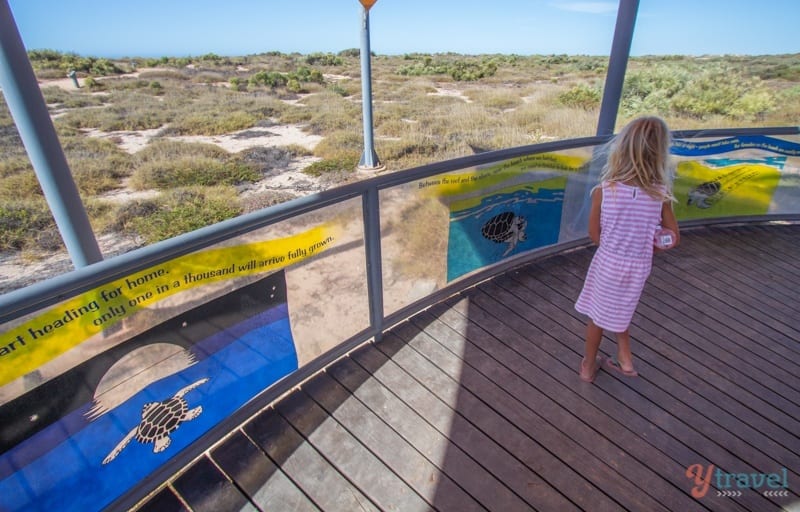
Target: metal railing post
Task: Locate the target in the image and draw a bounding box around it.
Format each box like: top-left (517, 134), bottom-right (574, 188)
top-left (596, 0), bottom-right (639, 137)
top-left (362, 187), bottom-right (384, 339)
top-left (0, 0), bottom-right (102, 267)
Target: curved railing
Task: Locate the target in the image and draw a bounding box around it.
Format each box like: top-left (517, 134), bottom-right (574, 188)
top-left (1, 126), bottom-right (799, 511)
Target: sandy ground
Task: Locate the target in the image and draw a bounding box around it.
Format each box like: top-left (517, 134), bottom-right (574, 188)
top-left (0, 67), bottom-right (449, 403)
top-left (0, 71), bottom-right (328, 294)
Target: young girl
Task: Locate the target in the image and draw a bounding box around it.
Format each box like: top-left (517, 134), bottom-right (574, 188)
top-left (575, 116), bottom-right (679, 382)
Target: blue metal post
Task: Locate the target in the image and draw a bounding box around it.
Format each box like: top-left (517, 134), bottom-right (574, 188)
top-left (596, 0), bottom-right (639, 136)
top-left (358, 5), bottom-right (383, 170)
top-left (0, 0), bottom-right (102, 267)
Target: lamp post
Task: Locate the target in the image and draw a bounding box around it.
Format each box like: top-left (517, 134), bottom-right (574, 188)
top-left (357, 0), bottom-right (384, 171)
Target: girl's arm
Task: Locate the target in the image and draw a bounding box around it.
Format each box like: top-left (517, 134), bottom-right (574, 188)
top-left (588, 186), bottom-right (601, 245)
top-left (661, 200), bottom-right (680, 247)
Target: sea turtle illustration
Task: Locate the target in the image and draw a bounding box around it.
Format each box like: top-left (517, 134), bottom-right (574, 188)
top-left (687, 180), bottom-right (722, 209)
top-left (481, 211), bottom-right (527, 257)
top-left (102, 378), bottom-right (209, 464)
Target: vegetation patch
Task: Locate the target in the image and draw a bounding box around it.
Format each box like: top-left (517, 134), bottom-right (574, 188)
top-left (117, 187), bottom-right (242, 243)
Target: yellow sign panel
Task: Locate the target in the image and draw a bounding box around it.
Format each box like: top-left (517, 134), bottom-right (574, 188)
top-left (0, 224), bottom-right (339, 387)
top-left (359, 0), bottom-right (378, 9)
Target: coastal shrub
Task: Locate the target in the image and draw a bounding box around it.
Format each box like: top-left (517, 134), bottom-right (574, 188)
top-left (170, 110), bottom-right (257, 136)
top-left (62, 136), bottom-right (133, 195)
top-left (28, 50), bottom-right (123, 76)
top-left (397, 56), bottom-right (498, 81)
top-left (0, 169), bottom-right (41, 200)
top-left (468, 89), bottom-right (523, 110)
top-left (131, 156), bottom-right (260, 190)
top-left (124, 187), bottom-right (242, 243)
top-left (131, 140), bottom-right (260, 189)
top-left (289, 66), bottom-right (324, 84)
top-left (135, 140), bottom-right (228, 163)
top-left (449, 59), bottom-right (498, 81)
top-left (338, 48), bottom-right (360, 58)
top-left (249, 71), bottom-right (288, 88)
top-left (229, 77), bottom-right (247, 91)
top-left (313, 130), bottom-right (363, 160)
top-left (557, 83), bottom-right (601, 110)
top-left (0, 199), bottom-right (54, 250)
top-left (58, 91), bottom-right (174, 131)
top-left (621, 66), bottom-right (689, 115)
top-left (305, 53), bottom-right (343, 66)
top-left (303, 155), bottom-right (359, 177)
top-left (295, 92), bottom-right (361, 134)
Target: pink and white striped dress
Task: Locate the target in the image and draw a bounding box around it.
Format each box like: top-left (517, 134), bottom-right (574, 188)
top-left (575, 181), bottom-right (664, 332)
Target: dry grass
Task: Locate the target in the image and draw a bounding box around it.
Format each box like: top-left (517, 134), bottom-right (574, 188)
top-left (0, 51), bottom-right (796, 255)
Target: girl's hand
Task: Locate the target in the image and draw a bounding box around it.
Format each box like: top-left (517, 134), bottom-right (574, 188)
top-left (660, 201), bottom-right (680, 248)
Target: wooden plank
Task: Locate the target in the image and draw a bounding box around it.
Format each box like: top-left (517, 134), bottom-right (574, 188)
top-left (337, 346), bottom-right (583, 511)
top-left (302, 366), bottom-right (486, 511)
top-left (439, 281), bottom-right (747, 512)
top-left (545, 247), bottom-right (800, 413)
top-left (243, 407), bottom-right (380, 512)
top-left (170, 455), bottom-right (257, 512)
top-left (482, 276), bottom-right (791, 510)
top-left (680, 232), bottom-right (800, 320)
top-left (647, 261), bottom-right (800, 389)
top-left (210, 430), bottom-right (320, 512)
top-left (712, 226), bottom-right (800, 288)
top-left (564, 248), bottom-right (800, 423)
top-left (133, 487), bottom-right (188, 512)
top-left (658, 234), bottom-right (800, 340)
top-left (275, 387), bottom-right (431, 512)
top-left (523, 255), bottom-right (795, 510)
top-left (346, 342), bottom-right (543, 511)
top-left (368, 332), bottom-right (579, 512)
top-left (385, 320), bottom-right (672, 512)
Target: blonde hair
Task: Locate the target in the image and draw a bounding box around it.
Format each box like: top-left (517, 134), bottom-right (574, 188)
top-left (601, 116), bottom-right (674, 201)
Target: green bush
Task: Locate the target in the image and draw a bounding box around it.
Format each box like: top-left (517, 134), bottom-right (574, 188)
top-left (0, 199), bottom-right (54, 250)
top-left (338, 48), bottom-right (360, 58)
top-left (229, 77), bottom-right (247, 91)
top-left (170, 110), bottom-right (257, 136)
top-left (305, 53), bottom-right (343, 66)
top-left (621, 66), bottom-right (689, 115)
top-left (135, 140), bottom-right (228, 163)
top-left (249, 71), bottom-right (288, 88)
top-left (303, 155), bottom-right (359, 177)
top-left (59, 91), bottom-right (174, 131)
top-left (0, 170), bottom-right (41, 200)
top-left (125, 187), bottom-right (242, 243)
top-left (131, 140), bottom-right (261, 190)
top-left (131, 157), bottom-right (260, 190)
top-left (557, 84), bottom-right (601, 110)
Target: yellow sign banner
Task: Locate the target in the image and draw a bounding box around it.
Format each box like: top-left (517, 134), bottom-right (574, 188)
top-left (0, 224), bottom-right (338, 386)
top-left (417, 153), bottom-right (587, 197)
top-left (359, 0), bottom-right (378, 9)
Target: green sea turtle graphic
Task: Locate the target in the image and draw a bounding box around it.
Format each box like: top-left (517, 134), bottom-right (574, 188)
top-left (687, 180), bottom-right (722, 209)
top-left (481, 211), bottom-right (527, 257)
top-left (102, 378), bottom-right (209, 464)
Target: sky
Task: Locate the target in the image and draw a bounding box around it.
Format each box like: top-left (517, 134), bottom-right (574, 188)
top-left (5, 0), bottom-right (799, 58)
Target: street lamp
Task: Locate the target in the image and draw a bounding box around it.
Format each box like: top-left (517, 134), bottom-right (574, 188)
top-left (357, 0), bottom-right (385, 171)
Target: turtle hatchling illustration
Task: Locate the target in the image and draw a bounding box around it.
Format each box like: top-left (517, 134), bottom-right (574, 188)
top-left (102, 378), bottom-right (209, 464)
top-left (481, 211), bottom-right (527, 257)
top-left (687, 180), bottom-right (722, 209)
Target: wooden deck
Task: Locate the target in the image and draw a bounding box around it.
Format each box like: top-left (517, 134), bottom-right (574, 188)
top-left (132, 223), bottom-right (800, 512)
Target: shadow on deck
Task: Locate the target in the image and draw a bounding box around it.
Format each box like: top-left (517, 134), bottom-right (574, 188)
top-left (133, 223), bottom-right (800, 512)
